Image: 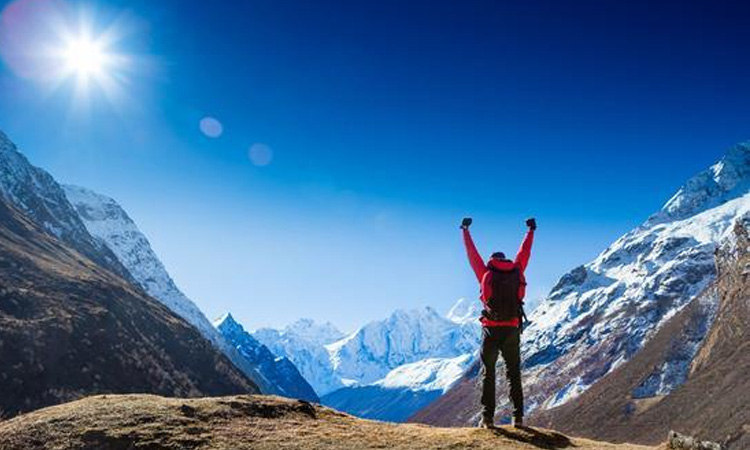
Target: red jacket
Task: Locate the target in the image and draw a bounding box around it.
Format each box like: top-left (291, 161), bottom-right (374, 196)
top-left (463, 228), bottom-right (534, 327)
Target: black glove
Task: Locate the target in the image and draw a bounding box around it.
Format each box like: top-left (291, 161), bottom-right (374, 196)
top-left (460, 217), bottom-right (472, 229)
top-left (526, 218), bottom-right (537, 230)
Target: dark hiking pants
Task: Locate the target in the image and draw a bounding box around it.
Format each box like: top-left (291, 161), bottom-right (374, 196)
top-left (480, 326), bottom-right (523, 420)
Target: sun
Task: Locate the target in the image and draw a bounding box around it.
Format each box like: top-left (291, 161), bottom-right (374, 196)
top-left (49, 23), bottom-right (130, 106)
top-left (63, 37), bottom-right (108, 77)
top-left (0, 1), bottom-right (136, 107)
top-left (59, 34), bottom-right (112, 80)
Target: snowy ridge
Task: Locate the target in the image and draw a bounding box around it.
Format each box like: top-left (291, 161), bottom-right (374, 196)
top-left (516, 142), bottom-right (750, 415)
top-left (63, 185), bottom-right (203, 322)
top-left (648, 142), bottom-right (750, 225)
top-left (63, 184), bottom-right (316, 400)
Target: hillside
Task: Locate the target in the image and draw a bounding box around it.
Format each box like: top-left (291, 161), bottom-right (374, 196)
top-left (0, 394), bottom-right (658, 450)
top-left (532, 219), bottom-right (750, 449)
top-left (0, 191), bottom-right (257, 418)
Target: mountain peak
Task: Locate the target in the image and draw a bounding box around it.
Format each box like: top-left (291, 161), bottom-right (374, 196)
top-left (283, 318), bottom-right (344, 345)
top-left (648, 141), bottom-right (750, 225)
top-left (389, 305), bottom-right (441, 322)
top-left (445, 298), bottom-right (481, 325)
top-left (214, 312), bottom-right (243, 334)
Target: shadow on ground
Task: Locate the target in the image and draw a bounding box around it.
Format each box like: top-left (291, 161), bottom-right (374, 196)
top-left (491, 426), bottom-right (574, 449)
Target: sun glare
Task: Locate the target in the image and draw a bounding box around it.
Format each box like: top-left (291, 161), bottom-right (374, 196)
top-left (63, 37), bottom-right (107, 77)
top-left (0, 0), bottom-right (138, 107)
top-left (50, 24), bottom-right (130, 106)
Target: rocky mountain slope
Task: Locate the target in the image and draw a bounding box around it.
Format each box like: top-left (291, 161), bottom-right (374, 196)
top-left (532, 219), bottom-right (750, 450)
top-left (0, 131), bottom-right (130, 280)
top-left (411, 141), bottom-right (750, 426)
top-left (0, 394), bottom-right (657, 450)
top-left (215, 314), bottom-right (319, 402)
top-left (62, 184), bottom-right (315, 401)
top-left (0, 192), bottom-right (257, 418)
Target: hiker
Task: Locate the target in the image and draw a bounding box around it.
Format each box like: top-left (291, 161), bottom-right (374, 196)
top-left (460, 217), bottom-right (535, 428)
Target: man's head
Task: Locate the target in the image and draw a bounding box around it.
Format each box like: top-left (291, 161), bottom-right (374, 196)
top-left (490, 251), bottom-right (507, 260)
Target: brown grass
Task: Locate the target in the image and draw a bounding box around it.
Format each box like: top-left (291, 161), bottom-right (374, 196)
top-left (0, 394), bottom-right (659, 450)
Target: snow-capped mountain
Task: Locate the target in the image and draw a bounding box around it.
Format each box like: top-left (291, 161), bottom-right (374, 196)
top-left (320, 305), bottom-right (481, 420)
top-left (63, 184), bottom-right (316, 401)
top-left (445, 297), bottom-right (482, 325)
top-left (647, 143), bottom-right (750, 225)
top-left (531, 220), bottom-right (750, 449)
top-left (412, 141), bottom-right (750, 426)
top-left (254, 319), bottom-right (346, 396)
top-left (254, 301), bottom-right (482, 420)
top-left (373, 354), bottom-right (474, 392)
top-left (327, 306), bottom-right (479, 386)
top-left (0, 131), bottom-right (130, 280)
top-left (214, 313), bottom-right (318, 402)
top-left (517, 144), bottom-right (750, 414)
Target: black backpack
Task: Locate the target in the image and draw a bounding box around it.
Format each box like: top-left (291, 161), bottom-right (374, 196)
top-left (484, 265), bottom-right (521, 321)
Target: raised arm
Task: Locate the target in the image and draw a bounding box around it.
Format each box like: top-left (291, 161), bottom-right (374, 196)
top-left (514, 218), bottom-right (536, 272)
top-left (462, 227), bottom-right (487, 282)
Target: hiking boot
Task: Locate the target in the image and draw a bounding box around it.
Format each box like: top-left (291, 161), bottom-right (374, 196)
top-left (477, 416), bottom-right (495, 429)
top-left (512, 416), bottom-right (524, 428)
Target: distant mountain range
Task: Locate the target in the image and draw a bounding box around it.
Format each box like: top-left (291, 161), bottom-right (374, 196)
top-left (411, 142), bottom-right (750, 430)
top-left (247, 298), bottom-right (483, 421)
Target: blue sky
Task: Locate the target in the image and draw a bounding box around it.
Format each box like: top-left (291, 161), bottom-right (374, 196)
top-left (1, 0), bottom-right (749, 331)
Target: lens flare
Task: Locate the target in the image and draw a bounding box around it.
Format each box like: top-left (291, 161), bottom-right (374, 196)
top-left (199, 117), bottom-right (223, 138)
top-left (248, 143), bottom-right (273, 167)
